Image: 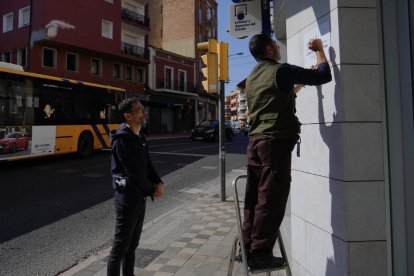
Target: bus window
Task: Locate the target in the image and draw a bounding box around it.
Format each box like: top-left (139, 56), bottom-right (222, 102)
top-left (35, 78), bottom-right (73, 125)
top-left (0, 75), bottom-right (34, 126)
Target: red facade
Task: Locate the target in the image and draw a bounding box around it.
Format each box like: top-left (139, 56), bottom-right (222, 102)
top-left (154, 50), bottom-right (195, 92)
top-left (0, 0), bottom-right (149, 93)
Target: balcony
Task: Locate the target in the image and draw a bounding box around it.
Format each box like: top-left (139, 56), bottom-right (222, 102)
top-left (121, 8), bottom-right (149, 27)
top-left (121, 42), bottom-right (149, 58)
top-left (206, 10), bottom-right (217, 26)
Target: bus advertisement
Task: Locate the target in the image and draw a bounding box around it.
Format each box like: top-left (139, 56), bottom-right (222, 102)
top-left (0, 63), bottom-right (126, 161)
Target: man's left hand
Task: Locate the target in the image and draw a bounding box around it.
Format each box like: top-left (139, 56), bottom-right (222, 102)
top-left (153, 182), bottom-right (164, 198)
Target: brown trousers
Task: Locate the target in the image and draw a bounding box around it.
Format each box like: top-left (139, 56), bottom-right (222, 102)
top-left (243, 135), bottom-right (298, 257)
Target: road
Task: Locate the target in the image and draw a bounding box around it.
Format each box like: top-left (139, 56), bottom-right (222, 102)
top-left (0, 134), bottom-right (248, 276)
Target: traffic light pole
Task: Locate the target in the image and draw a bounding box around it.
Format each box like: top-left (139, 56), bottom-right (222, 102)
top-left (219, 80), bottom-right (226, 201)
top-left (197, 39), bottom-right (227, 201)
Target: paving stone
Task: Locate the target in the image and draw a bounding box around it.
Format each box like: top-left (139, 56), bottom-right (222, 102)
top-left (65, 190), bottom-right (291, 276)
top-left (169, 241), bottom-right (188, 248)
top-left (166, 258), bottom-right (187, 266)
top-left (159, 265), bottom-right (181, 273)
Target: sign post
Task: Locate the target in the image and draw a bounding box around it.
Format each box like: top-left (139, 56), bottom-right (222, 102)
top-left (218, 42), bottom-right (229, 201)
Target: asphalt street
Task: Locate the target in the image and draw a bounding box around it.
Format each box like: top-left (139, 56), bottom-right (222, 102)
top-left (0, 134), bottom-right (248, 276)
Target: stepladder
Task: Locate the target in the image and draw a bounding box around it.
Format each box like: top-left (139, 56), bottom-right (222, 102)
top-left (227, 175), bottom-right (292, 276)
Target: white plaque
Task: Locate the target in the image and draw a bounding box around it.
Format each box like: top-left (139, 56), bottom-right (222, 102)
top-left (303, 21), bottom-right (331, 68)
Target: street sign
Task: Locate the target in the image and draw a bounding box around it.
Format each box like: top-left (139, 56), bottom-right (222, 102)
top-left (229, 0), bottom-right (262, 38)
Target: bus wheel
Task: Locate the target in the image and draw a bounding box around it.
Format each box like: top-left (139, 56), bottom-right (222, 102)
top-left (77, 132), bottom-right (93, 158)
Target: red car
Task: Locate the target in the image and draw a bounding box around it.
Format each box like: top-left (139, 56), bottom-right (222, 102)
top-left (0, 132), bottom-right (29, 153)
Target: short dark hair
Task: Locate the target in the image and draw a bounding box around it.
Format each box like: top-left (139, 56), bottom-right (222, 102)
top-left (249, 34), bottom-right (273, 60)
top-left (118, 97), bottom-right (140, 114)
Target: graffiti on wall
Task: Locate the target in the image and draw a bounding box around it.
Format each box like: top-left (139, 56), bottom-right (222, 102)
top-left (45, 20), bottom-right (75, 38)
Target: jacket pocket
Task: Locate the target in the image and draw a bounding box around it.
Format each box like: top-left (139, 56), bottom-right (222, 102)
top-left (259, 113), bottom-right (278, 121)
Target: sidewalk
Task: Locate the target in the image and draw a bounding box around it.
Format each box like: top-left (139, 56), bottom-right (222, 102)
top-left (60, 168), bottom-right (288, 276)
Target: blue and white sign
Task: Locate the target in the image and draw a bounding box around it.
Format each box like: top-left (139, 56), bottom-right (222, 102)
top-left (229, 0), bottom-right (262, 38)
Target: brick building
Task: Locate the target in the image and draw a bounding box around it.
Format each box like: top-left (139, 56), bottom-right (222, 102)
top-left (148, 0), bottom-right (218, 124)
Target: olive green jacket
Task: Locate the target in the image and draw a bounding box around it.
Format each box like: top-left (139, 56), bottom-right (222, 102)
top-left (246, 60), bottom-right (301, 138)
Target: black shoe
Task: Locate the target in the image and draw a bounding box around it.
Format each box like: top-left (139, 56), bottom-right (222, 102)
top-left (247, 256), bottom-right (286, 270)
top-left (236, 250), bottom-right (250, 262)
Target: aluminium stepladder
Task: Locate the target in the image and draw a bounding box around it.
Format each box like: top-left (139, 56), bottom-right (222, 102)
top-left (227, 175), bottom-right (292, 276)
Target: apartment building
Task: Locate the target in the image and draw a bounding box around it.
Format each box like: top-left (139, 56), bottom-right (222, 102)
top-left (229, 79), bottom-right (248, 126)
top-left (224, 95), bottom-right (231, 121)
top-left (0, 0), bottom-right (150, 94)
top-left (229, 90), bottom-right (237, 121)
top-left (147, 46), bottom-right (196, 133)
top-left (148, 0), bottom-right (218, 123)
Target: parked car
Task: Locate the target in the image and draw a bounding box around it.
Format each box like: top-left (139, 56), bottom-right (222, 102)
top-left (0, 132), bottom-right (29, 153)
top-left (191, 120), bottom-right (234, 141)
top-left (231, 120), bottom-right (241, 134)
top-left (243, 124), bottom-right (251, 136)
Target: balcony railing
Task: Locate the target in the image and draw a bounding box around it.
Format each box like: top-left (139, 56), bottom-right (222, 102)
top-left (206, 10), bottom-right (216, 25)
top-left (121, 8), bottom-right (150, 27)
top-left (121, 42), bottom-right (149, 59)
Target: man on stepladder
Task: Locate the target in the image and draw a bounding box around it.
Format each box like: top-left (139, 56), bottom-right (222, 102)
top-left (243, 34), bottom-right (332, 270)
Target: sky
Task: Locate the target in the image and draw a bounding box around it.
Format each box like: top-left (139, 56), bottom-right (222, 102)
top-left (217, 1), bottom-right (257, 96)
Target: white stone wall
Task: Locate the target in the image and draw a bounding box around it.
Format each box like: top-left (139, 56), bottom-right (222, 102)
top-left (281, 1), bottom-right (387, 275)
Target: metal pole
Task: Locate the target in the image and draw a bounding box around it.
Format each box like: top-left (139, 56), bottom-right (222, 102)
top-left (219, 80), bottom-right (226, 201)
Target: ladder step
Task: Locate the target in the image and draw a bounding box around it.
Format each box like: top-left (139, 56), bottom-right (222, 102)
top-left (249, 264), bottom-right (287, 274)
top-left (233, 253), bottom-right (287, 273)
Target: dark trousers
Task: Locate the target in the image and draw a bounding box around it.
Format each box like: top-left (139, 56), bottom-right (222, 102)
top-left (242, 135), bottom-right (298, 257)
top-left (107, 198), bottom-right (146, 276)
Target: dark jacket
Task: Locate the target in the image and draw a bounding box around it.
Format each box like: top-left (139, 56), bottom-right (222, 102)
top-left (110, 123), bottom-right (162, 206)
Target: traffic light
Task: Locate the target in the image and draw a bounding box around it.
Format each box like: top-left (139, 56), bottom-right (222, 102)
top-left (218, 42), bottom-right (229, 81)
top-left (197, 39), bottom-right (218, 93)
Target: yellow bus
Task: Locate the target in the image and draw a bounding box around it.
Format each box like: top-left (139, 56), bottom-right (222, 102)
top-left (0, 62), bottom-right (126, 161)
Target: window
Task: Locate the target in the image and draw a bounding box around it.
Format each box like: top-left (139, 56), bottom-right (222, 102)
top-left (18, 6), bottom-right (30, 28)
top-left (105, 0), bottom-right (113, 3)
top-left (125, 65), bottom-right (132, 81)
top-left (3, 12), bottom-right (13, 33)
top-left (137, 67), bottom-right (145, 83)
top-left (66, 52), bottom-right (78, 71)
top-left (179, 70), bottom-right (187, 91)
top-left (102, 20), bottom-right (113, 39)
top-left (17, 48), bottom-right (27, 66)
top-left (42, 48), bottom-right (56, 68)
top-left (113, 63), bottom-right (122, 79)
top-left (91, 58), bottom-right (102, 75)
top-left (2, 52), bottom-right (11, 63)
top-left (165, 67), bottom-right (173, 89)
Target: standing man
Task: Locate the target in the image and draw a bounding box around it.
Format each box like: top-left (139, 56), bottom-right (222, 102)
top-left (107, 97), bottom-right (164, 276)
top-left (243, 34), bottom-right (332, 270)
